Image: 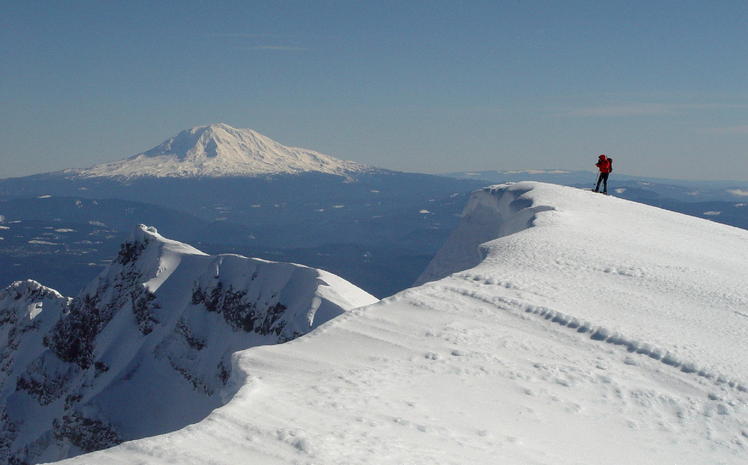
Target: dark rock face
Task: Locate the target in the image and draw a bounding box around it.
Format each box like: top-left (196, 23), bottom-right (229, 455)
top-left (0, 286), bottom-right (60, 374)
top-left (132, 289), bottom-right (160, 335)
top-left (0, 409), bottom-right (18, 465)
top-left (44, 294), bottom-right (101, 370)
top-left (115, 240), bottom-right (147, 266)
top-left (191, 282), bottom-right (288, 336)
top-left (0, 281), bottom-right (70, 465)
top-left (175, 319), bottom-right (206, 351)
top-left (16, 357), bottom-right (80, 406)
top-left (53, 413), bottom-right (120, 453)
top-left (3, 284), bottom-right (59, 307)
top-left (45, 236), bottom-right (160, 369)
top-left (0, 227), bottom-right (372, 465)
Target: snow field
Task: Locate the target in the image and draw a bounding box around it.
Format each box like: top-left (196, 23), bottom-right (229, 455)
top-left (55, 281), bottom-right (748, 465)
top-left (55, 182), bottom-right (748, 465)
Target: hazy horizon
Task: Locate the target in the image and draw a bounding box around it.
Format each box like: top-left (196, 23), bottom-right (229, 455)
top-left (2, 1), bottom-right (747, 181)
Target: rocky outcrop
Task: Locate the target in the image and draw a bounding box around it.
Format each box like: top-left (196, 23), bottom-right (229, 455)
top-left (0, 225), bottom-right (377, 464)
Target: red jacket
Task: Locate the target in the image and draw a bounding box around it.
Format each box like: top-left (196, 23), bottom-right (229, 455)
top-left (596, 155), bottom-right (612, 173)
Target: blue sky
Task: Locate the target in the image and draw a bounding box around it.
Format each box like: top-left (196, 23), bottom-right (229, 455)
top-left (2, 0), bottom-right (747, 180)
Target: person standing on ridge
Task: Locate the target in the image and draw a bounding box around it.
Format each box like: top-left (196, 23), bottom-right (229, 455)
top-left (594, 154), bottom-right (613, 194)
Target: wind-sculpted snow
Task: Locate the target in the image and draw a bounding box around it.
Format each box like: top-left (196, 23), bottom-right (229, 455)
top-left (425, 183), bottom-right (748, 381)
top-left (52, 182), bottom-right (748, 465)
top-left (416, 184), bottom-right (555, 284)
top-left (0, 225), bottom-right (376, 465)
top-left (449, 275), bottom-right (748, 393)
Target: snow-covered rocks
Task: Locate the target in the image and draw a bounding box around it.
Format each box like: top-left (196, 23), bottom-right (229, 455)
top-left (0, 225), bottom-right (376, 464)
top-left (51, 182), bottom-right (748, 465)
top-left (0, 281), bottom-right (70, 392)
top-left (75, 123), bottom-right (371, 179)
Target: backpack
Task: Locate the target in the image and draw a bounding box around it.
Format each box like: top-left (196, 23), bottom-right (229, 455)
top-left (608, 157), bottom-right (613, 172)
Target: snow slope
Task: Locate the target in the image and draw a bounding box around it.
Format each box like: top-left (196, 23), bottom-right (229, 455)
top-left (75, 123), bottom-right (370, 179)
top-left (53, 183), bottom-right (748, 464)
top-left (0, 226), bottom-right (376, 465)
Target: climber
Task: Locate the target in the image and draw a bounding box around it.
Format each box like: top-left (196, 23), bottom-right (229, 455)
top-left (594, 154), bottom-right (613, 194)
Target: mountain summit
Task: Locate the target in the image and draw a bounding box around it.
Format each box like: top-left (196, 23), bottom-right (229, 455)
top-left (76, 123), bottom-right (370, 179)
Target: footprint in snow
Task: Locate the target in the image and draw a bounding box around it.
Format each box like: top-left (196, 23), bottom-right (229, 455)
top-left (424, 352), bottom-right (440, 360)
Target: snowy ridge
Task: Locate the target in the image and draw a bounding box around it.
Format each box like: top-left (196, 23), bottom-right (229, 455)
top-left (416, 184), bottom-right (555, 285)
top-left (425, 183), bottom-right (748, 382)
top-left (0, 226), bottom-right (376, 465)
top-left (420, 184), bottom-right (748, 390)
top-left (75, 123), bottom-right (371, 179)
top-left (447, 275), bottom-right (747, 392)
top-left (53, 182), bottom-right (748, 465)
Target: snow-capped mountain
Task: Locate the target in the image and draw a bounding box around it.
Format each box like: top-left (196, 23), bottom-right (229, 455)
top-left (0, 225), bottom-right (376, 465)
top-left (52, 182), bottom-right (748, 465)
top-left (0, 126), bottom-right (486, 298)
top-left (74, 123), bottom-right (370, 179)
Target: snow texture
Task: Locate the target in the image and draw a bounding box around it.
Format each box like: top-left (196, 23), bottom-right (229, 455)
top-left (0, 225), bottom-right (376, 464)
top-left (75, 123), bottom-right (370, 179)
top-left (49, 182), bottom-right (748, 465)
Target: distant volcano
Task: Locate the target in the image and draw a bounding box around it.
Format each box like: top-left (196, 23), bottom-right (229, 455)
top-left (74, 123), bottom-right (372, 179)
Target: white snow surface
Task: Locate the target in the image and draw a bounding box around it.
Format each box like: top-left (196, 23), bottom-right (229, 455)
top-left (53, 183), bottom-right (748, 465)
top-left (75, 123), bottom-right (370, 179)
top-left (0, 225), bottom-right (376, 465)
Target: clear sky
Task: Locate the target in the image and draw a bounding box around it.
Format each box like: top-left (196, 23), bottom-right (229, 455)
top-left (2, 0), bottom-right (748, 180)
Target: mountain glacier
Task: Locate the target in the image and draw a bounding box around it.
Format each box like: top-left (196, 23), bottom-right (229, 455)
top-left (73, 123), bottom-right (371, 179)
top-left (0, 226), bottom-right (376, 464)
top-left (46, 182), bottom-right (748, 465)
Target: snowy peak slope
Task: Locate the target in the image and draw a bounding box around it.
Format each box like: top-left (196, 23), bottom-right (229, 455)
top-left (76, 123), bottom-right (371, 178)
top-left (0, 281), bottom-right (70, 396)
top-left (416, 183), bottom-right (555, 284)
top-left (0, 225), bottom-right (376, 465)
top-left (54, 182), bottom-right (748, 465)
top-left (423, 182), bottom-right (748, 383)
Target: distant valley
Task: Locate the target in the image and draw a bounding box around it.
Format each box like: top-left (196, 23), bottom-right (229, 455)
top-left (0, 125), bottom-right (485, 298)
top-left (2, 126), bottom-right (748, 300)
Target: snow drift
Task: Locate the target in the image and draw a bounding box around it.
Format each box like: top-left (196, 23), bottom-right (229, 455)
top-left (34, 183), bottom-right (748, 464)
top-left (0, 226), bottom-right (376, 465)
top-left (422, 183), bottom-right (748, 383)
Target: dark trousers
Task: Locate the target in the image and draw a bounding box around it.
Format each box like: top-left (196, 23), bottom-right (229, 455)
top-left (595, 172), bottom-right (609, 193)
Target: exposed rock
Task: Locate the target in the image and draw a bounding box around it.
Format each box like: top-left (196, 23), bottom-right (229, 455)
top-left (0, 225), bottom-right (376, 464)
